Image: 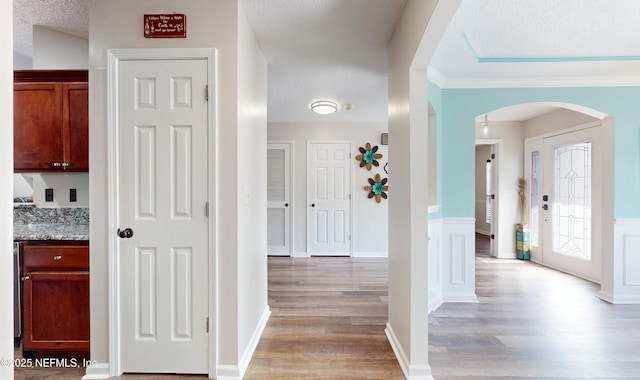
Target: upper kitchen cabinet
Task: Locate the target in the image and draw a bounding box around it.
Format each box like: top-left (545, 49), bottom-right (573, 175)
top-left (14, 70), bottom-right (88, 172)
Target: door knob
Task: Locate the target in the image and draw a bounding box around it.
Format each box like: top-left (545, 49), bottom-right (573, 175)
top-left (542, 204), bottom-right (548, 211)
top-left (117, 228), bottom-right (134, 238)
top-left (311, 203), bottom-right (315, 207)
top-left (285, 203), bottom-right (289, 207)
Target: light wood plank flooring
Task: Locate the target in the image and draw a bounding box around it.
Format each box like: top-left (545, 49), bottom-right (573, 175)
top-left (15, 239), bottom-right (640, 379)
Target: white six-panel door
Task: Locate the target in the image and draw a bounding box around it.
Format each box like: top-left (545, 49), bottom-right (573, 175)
top-left (117, 59), bottom-right (209, 373)
top-left (267, 142), bottom-right (292, 256)
top-left (308, 142), bottom-right (352, 256)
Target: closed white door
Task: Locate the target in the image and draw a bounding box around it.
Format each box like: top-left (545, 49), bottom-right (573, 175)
top-left (117, 59), bottom-right (209, 373)
top-left (267, 142), bottom-right (292, 256)
top-left (308, 142), bottom-right (351, 256)
top-left (541, 126), bottom-right (601, 282)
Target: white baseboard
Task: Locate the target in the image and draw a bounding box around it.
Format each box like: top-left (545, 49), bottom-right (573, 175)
top-left (385, 323), bottom-right (434, 380)
top-left (216, 307), bottom-right (271, 380)
top-left (292, 251), bottom-right (309, 258)
top-left (597, 290), bottom-right (640, 304)
top-left (353, 251), bottom-right (388, 258)
top-left (443, 293), bottom-right (479, 303)
top-left (428, 292), bottom-right (444, 314)
top-left (475, 228), bottom-right (490, 236)
top-left (239, 306), bottom-right (271, 378)
top-left (82, 363), bottom-right (110, 379)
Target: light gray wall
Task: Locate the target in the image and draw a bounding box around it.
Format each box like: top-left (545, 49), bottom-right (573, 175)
top-left (89, 0), bottom-right (267, 374)
top-left (268, 122), bottom-right (389, 256)
top-left (1, 2), bottom-right (14, 379)
top-left (32, 26), bottom-right (88, 69)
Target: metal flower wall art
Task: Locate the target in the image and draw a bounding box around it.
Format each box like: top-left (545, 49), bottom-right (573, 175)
top-left (356, 142), bottom-right (383, 170)
top-left (364, 173), bottom-right (389, 203)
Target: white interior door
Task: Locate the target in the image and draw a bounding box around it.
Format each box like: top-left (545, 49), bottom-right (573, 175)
top-left (267, 142), bottom-right (292, 256)
top-left (117, 58), bottom-right (209, 373)
top-left (308, 142), bottom-right (352, 256)
top-left (541, 126), bottom-right (601, 282)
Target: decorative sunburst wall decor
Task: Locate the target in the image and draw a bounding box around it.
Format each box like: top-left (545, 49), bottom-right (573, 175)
top-left (355, 142), bottom-right (383, 170)
top-left (364, 173), bottom-right (388, 203)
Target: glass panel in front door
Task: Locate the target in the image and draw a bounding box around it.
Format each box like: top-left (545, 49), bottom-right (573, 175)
top-left (553, 142), bottom-right (592, 260)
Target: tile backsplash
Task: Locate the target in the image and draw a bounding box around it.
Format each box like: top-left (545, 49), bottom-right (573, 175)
top-left (14, 204), bottom-right (89, 225)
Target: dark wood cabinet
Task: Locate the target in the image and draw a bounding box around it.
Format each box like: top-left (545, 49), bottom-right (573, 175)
top-left (14, 70), bottom-right (88, 172)
top-left (22, 240), bottom-right (89, 356)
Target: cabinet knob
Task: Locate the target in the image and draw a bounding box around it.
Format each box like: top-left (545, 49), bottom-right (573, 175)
top-left (53, 255), bottom-right (63, 261)
top-left (52, 162), bottom-right (62, 167)
top-left (21, 276), bottom-right (30, 281)
top-left (61, 162), bottom-right (70, 167)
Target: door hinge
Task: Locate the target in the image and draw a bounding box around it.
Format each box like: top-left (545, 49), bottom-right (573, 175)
top-left (205, 202), bottom-right (209, 217)
top-left (491, 153), bottom-right (496, 159)
top-left (206, 317), bottom-right (209, 333)
top-left (205, 85), bottom-right (209, 102)
top-left (349, 235), bottom-right (351, 241)
top-left (349, 194), bottom-right (351, 200)
top-left (490, 234), bottom-right (495, 240)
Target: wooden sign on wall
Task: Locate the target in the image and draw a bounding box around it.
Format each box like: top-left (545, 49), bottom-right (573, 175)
top-left (144, 14), bottom-right (187, 38)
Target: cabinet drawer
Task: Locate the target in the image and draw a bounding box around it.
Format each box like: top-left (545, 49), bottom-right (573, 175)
top-left (23, 243), bottom-right (89, 271)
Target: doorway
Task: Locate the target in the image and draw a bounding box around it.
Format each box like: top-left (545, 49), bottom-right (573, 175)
top-left (526, 125), bottom-right (602, 282)
top-left (307, 141), bottom-right (352, 256)
top-left (107, 49), bottom-right (216, 376)
top-left (267, 141), bottom-right (293, 256)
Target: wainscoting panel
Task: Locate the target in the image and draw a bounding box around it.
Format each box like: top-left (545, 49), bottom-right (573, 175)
top-left (428, 219), bottom-right (443, 313)
top-left (599, 219), bottom-right (640, 304)
top-left (441, 218), bottom-right (477, 303)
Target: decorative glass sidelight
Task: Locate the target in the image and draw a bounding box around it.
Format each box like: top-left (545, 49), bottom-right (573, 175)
top-left (530, 151), bottom-right (540, 246)
top-left (553, 143), bottom-right (592, 259)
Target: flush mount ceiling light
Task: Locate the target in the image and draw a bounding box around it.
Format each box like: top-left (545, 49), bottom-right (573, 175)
top-left (311, 101), bottom-right (337, 115)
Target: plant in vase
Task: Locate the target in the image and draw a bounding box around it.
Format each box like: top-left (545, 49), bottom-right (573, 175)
top-left (516, 178), bottom-right (530, 260)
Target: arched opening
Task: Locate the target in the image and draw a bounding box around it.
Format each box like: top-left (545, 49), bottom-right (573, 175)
top-left (474, 102), bottom-right (611, 285)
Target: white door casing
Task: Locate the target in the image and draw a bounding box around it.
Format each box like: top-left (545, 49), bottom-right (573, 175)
top-left (541, 126), bottom-right (602, 282)
top-left (108, 49), bottom-right (216, 376)
top-left (267, 141), bottom-right (293, 256)
top-left (307, 142), bottom-right (352, 256)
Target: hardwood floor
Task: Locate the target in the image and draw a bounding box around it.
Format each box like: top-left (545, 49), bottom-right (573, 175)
top-left (243, 257), bottom-right (404, 379)
top-left (15, 238), bottom-right (640, 379)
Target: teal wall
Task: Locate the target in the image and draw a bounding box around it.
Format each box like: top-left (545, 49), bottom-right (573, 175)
top-left (428, 83), bottom-right (640, 219)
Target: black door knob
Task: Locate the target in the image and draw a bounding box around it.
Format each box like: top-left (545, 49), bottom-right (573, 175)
top-left (311, 203), bottom-right (315, 207)
top-left (117, 228), bottom-right (134, 238)
top-left (285, 203), bottom-right (289, 207)
top-left (542, 204), bottom-right (548, 211)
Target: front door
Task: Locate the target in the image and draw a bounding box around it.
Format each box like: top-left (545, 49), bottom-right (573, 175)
top-left (267, 142), bottom-right (292, 256)
top-left (117, 58), bottom-right (209, 373)
top-left (308, 142), bottom-right (351, 256)
top-left (541, 126), bottom-right (601, 282)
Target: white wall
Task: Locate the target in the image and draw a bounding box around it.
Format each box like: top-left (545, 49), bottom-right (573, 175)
top-left (236, 4), bottom-right (269, 376)
top-left (32, 26), bottom-right (88, 69)
top-left (387, 0), bottom-right (459, 378)
top-left (15, 173), bottom-right (89, 208)
top-left (1, 1), bottom-right (13, 379)
top-left (524, 108), bottom-right (598, 138)
top-left (476, 121), bottom-right (524, 259)
top-left (475, 145), bottom-right (491, 235)
top-left (268, 122), bottom-right (389, 257)
top-left (89, 1), bottom-right (266, 376)
top-left (14, 51), bottom-right (31, 69)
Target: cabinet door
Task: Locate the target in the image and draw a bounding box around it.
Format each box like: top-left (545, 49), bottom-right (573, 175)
top-left (14, 83), bottom-right (64, 171)
top-left (63, 83), bottom-right (89, 171)
top-left (23, 271), bottom-right (90, 352)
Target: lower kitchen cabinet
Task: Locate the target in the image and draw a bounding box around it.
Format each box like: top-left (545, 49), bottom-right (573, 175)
top-left (22, 240), bottom-right (89, 357)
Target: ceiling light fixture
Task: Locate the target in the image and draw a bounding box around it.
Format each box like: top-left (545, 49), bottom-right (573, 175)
top-left (311, 101), bottom-right (337, 115)
top-left (482, 114), bottom-right (490, 137)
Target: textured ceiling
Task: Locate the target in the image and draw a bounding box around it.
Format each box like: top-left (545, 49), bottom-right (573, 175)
top-left (13, 0), bottom-right (88, 59)
top-left (430, 0), bottom-right (640, 88)
top-left (241, 0), bottom-right (407, 122)
top-left (13, 0), bottom-right (640, 123)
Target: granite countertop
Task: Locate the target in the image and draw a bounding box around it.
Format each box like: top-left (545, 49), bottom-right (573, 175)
top-left (14, 223), bottom-right (89, 241)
